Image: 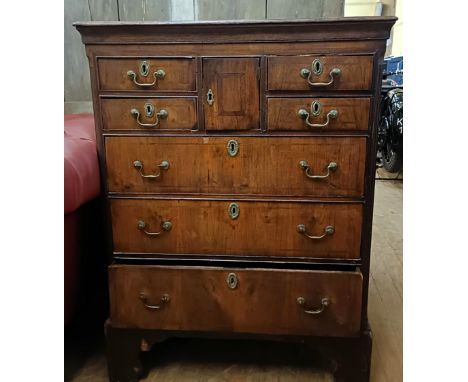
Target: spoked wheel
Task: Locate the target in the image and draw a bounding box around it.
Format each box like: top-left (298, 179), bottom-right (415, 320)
top-left (382, 142), bottom-right (402, 173)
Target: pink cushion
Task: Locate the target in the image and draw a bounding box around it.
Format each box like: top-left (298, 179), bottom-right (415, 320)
top-left (64, 114), bottom-right (100, 214)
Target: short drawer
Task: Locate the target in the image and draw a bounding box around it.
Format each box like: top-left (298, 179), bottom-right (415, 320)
top-left (109, 265), bottom-right (363, 337)
top-left (97, 57), bottom-right (196, 92)
top-left (101, 98), bottom-right (197, 131)
top-left (268, 55), bottom-right (373, 91)
top-left (110, 199), bottom-right (363, 259)
top-left (105, 136), bottom-right (366, 197)
top-left (268, 97), bottom-right (370, 131)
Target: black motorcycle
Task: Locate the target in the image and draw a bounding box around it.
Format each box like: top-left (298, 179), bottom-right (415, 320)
top-left (377, 82), bottom-right (403, 173)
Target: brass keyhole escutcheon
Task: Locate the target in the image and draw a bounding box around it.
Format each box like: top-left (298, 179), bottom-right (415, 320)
top-left (311, 100), bottom-right (321, 116)
top-left (144, 103), bottom-right (155, 118)
top-left (312, 58), bottom-right (323, 75)
top-left (228, 202), bottom-right (240, 220)
top-left (227, 273), bottom-right (238, 289)
top-left (140, 61), bottom-right (150, 77)
top-left (227, 139), bottom-right (239, 157)
top-left (207, 89), bottom-right (214, 105)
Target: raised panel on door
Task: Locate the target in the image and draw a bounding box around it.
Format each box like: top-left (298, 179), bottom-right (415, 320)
top-left (105, 137), bottom-right (366, 197)
top-left (110, 265), bottom-right (363, 337)
top-left (203, 58), bottom-right (260, 130)
top-left (111, 199), bottom-right (363, 259)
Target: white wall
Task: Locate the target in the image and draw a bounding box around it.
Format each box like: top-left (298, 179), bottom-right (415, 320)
top-left (345, 0), bottom-right (403, 56)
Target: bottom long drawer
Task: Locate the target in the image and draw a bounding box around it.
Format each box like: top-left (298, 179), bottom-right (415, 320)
top-left (109, 265), bottom-right (363, 337)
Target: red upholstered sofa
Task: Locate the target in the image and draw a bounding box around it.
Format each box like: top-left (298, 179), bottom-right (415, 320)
top-left (64, 114), bottom-right (103, 325)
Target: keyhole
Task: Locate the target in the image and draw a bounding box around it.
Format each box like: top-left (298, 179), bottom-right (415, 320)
top-left (312, 59), bottom-right (323, 75)
top-left (311, 100), bottom-right (321, 116)
top-left (227, 273), bottom-right (238, 289)
top-left (227, 139), bottom-right (239, 157)
top-left (228, 202), bottom-right (240, 219)
top-left (144, 103), bottom-right (154, 117)
top-left (140, 61), bottom-right (149, 76)
top-left (207, 89), bottom-right (214, 105)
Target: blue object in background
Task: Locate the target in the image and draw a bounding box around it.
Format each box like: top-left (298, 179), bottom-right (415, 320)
top-left (383, 56), bottom-right (403, 86)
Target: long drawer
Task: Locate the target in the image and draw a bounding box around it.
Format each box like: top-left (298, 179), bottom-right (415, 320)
top-left (105, 137), bottom-right (366, 197)
top-left (109, 265), bottom-right (363, 337)
top-left (111, 199), bottom-right (362, 259)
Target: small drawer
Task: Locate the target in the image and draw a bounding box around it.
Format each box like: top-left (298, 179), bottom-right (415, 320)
top-left (110, 199), bottom-right (363, 259)
top-left (268, 97), bottom-right (370, 131)
top-left (97, 57), bottom-right (196, 92)
top-left (101, 98), bottom-right (197, 131)
top-left (105, 136), bottom-right (366, 197)
top-left (109, 265), bottom-right (363, 337)
top-left (268, 55), bottom-right (373, 91)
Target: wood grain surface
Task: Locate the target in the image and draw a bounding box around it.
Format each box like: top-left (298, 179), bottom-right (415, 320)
top-left (267, 55), bottom-right (373, 91)
top-left (110, 198), bottom-right (363, 258)
top-left (100, 97), bottom-right (197, 131)
top-left (66, 182), bottom-right (402, 382)
top-left (97, 58), bottom-right (196, 92)
top-left (203, 58), bottom-right (260, 130)
top-left (268, 97), bottom-right (370, 131)
top-left (105, 136), bottom-right (367, 197)
top-left (109, 265), bottom-right (363, 337)
top-left (87, 40), bottom-right (384, 58)
top-left (72, 17), bottom-right (398, 382)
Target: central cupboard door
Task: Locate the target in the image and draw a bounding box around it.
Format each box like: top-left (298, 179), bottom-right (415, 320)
top-left (203, 58), bottom-right (260, 130)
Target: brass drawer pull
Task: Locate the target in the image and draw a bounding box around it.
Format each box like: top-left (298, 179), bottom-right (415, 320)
top-left (297, 224), bottom-right (334, 239)
top-left (127, 68), bottom-right (166, 88)
top-left (139, 292), bottom-right (170, 310)
top-left (300, 64), bottom-right (341, 87)
top-left (297, 108), bottom-right (338, 128)
top-left (297, 297), bottom-right (330, 315)
top-left (138, 220), bottom-right (172, 236)
top-left (299, 160), bottom-right (337, 179)
top-left (133, 160), bottom-right (169, 179)
top-left (130, 107), bottom-right (168, 128)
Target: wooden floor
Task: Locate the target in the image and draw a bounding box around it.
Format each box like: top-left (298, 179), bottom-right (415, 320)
top-left (65, 179), bottom-right (403, 382)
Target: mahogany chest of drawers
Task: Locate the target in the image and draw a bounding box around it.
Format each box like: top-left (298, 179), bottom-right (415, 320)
top-left (75, 17), bottom-right (396, 382)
